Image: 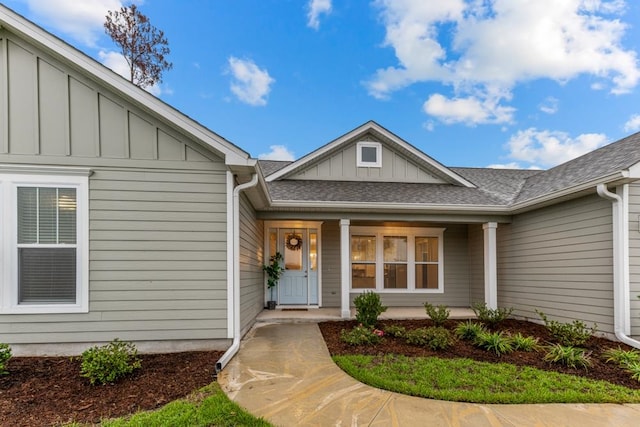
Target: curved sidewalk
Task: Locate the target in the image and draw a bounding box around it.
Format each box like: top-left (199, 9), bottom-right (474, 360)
top-left (218, 322), bottom-right (640, 426)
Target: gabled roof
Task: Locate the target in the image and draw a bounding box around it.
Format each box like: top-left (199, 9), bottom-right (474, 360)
top-left (0, 5), bottom-right (254, 169)
top-left (265, 121), bottom-right (476, 188)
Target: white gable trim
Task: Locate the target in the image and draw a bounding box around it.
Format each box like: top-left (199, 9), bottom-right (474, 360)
top-left (0, 5), bottom-right (253, 168)
top-left (265, 121), bottom-right (476, 187)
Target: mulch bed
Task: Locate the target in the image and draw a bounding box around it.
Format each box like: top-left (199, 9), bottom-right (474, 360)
top-left (319, 318), bottom-right (640, 390)
top-left (0, 350), bottom-right (222, 427)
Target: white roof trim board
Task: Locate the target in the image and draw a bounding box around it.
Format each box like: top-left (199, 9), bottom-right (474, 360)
top-left (265, 121), bottom-right (476, 188)
top-left (0, 5), bottom-right (253, 167)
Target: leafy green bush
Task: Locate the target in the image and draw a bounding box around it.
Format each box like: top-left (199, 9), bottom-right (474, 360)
top-left (471, 302), bottom-right (513, 327)
top-left (536, 310), bottom-right (597, 346)
top-left (405, 326), bottom-right (453, 350)
top-left (602, 347), bottom-right (640, 367)
top-left (511, 333), bottom-right (541, 352)
top-left (354, 291), bottom-right (387, 328)
top-left (0, 343), bottom-right (12, 375)
top-left (624, 361), bottom-right (640, 382)
top-left (340, 325), bottom-right (383, 346)
top-left (80, 338), bottom-right (142, 385)
top-left (384, 325), bottom-right (407, 338)
top-left (454, 320), bottom-right (486, 341)
top-left (474, 331), bottom-right (514, 356)
top-left (543, 344), bottom-right (592, 370)
top-left (424, 302), bottom-right (450, 326)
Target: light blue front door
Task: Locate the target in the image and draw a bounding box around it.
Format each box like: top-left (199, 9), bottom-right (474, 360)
top-left (276, 228), bottom-right (318, 305)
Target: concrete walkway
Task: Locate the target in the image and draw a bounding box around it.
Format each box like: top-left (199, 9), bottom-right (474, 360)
top-left (218, 322), bottom-right (640, 426)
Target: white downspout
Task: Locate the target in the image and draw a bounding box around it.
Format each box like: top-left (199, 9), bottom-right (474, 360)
top-left (216, 173), bottom-right (259, 373)
top-left (596, 183), bottom-right (640, 349)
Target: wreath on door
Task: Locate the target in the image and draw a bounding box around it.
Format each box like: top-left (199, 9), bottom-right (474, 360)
top-left (285, 234), bottom-right (303, 251)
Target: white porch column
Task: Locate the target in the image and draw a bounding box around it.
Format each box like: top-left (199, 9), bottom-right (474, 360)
top-left (483, 222), bottom-right (498, 309)
top-left (340, 219), bottom-right (351, 318)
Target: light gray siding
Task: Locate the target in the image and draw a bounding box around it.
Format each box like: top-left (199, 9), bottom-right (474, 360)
top-left (321, 220), bottom-right (341, 307)
top-left (468, 224), bottom-right (484, 304)
top-left (497, 194), bottom-right (614, 332)
top-left (239, 193), bottom-right (264, 334)
top-left (629, 183), bottom-right (640, 336)
top-left (0, 30), bottom-right (231, 347)
top-left (289, 133), bottom-right (448, 184)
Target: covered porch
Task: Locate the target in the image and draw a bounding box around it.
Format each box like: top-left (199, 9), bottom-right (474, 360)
top-left (256, 306), bottom-right (476, 323)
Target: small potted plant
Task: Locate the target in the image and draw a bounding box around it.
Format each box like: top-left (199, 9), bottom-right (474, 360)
top-left (263, 252), bottom-right (284, 310)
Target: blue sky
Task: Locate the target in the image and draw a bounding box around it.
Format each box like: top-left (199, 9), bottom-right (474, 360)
top-left (4, 0), bottom-right (640, 169)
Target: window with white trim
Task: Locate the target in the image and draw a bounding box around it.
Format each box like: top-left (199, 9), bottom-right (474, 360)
top-left (356, 141), bottom-right (382, 168)
top-left (0, 170), bottom-right (89, 313)
top-left (350, 226), bottom-right (445, 292)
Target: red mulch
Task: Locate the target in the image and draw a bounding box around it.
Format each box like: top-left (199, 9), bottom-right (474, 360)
top-left (319, 319), bottom-right (640, 390)
top-left (0, 350), bottom-right (222, 427)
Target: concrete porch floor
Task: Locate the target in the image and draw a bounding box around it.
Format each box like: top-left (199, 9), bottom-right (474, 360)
top-left (219, 322), bottom-right (640, 427)
top-left (256, 306), bottom-right (476, 323)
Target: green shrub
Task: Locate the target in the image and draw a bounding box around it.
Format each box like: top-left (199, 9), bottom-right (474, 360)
top-left (384, 325), bottom-right (407, 338)
top-left (80, 338), bottom-right (142, 385)
top-left (405, 326), bottom-right (453, 350)
top-left (454, 320), bottom-right (486, 341)
top-left (424, 302), bottom-right (450, 326)
top-left (511, 333), bottom-right (541, 352)
top-left (471, 302), bottom-right (513, 327)
top-left (340, 325), bottom-right (383, 346)
top-left (0, 343), bottom-right (12, 375)
top-left (624, 361), bottom-right (640, 382)
top-left (354, 291), bottom-right (387, 328)
top-left (543, 344), bottom-right (592, 370)
top-left (474, 331), bottom-right (514, 356)
top-left (602, 347), bottom-right (640, 367)
top-left (536, 310), bottom-right (597, 346)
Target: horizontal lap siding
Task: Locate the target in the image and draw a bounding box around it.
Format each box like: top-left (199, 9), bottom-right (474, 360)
top-left (321, 221), bottom-right (341, 307)
top-left (0, 166), bottom-right (229, 344)
top-left (468, 224), bottom-right (484, 304)
top-left (497, 194), bottom-right (614, 332)
top-left (630, 184), bottom-right (640, 336)
top-left (239, 193), bottom-right (264, 334)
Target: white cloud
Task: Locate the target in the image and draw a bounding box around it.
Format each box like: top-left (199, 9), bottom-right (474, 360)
top-left (623, 114), bottom-right (640, 132)
top-left (227, 57), bottom-right (275, 106)
top-left (307, 0), bottom-right (332, 30)
top-left (423, 92), bottom-right (515, 125)
top-left (539, 97), bottom-right (559, 114)
top-left (23, 0), bottom-right (124, 46)
top-left (486, 162), bottom-right (542, 170)
top-left (98, 50), bottom-right (166, 96)
top-left (258, 145), bottom-right (295, 161)
top-left (368, 0), bottom-right (639, 124)
top-left (504, 128), bottom-right (608, 168)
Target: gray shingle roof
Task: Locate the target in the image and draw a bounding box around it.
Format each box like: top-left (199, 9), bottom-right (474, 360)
top-left (514, 132), bottom-right (640, 204)
top-left (257, 131), bottom-right (640, 209)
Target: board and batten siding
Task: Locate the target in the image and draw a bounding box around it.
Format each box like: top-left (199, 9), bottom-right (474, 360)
top-left (238, 193), bottom-right (264, 334)
top-left (497, 194), bottom-right (614, 332)
top-left (0, 30), bottom-right (231, 349)
top-left (629, 183), bottom-right (640, 337)
top-left (288, 134), bottom-right (448, 184)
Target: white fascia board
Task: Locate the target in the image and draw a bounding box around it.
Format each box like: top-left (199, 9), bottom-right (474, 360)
top-left (265, 121), bottom-right (476, 188)
top-left (0, 5), bottom-right (251, 167)
top-left (626, 161), bottom-right (640, 178)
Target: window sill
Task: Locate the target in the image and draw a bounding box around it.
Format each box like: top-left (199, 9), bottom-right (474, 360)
top-left (350, 288), bottom-right (444, 294)
top-left (3, 304), bottom-right (88, 314)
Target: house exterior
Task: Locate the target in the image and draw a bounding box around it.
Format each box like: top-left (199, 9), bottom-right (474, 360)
top-left (1, 5), bottom-right (640, 359)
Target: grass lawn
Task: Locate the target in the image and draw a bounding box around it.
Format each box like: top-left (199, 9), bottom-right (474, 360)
top-left (334, 354), bottom-right (640, 404)
top-left (89, 383), bottom-right (272, 427)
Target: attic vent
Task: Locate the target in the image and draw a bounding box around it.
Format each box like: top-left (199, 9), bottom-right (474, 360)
top-left (357, 141), bottom-right (382, 168)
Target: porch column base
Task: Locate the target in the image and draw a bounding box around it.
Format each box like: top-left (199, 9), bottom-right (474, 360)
top-left (340, 219), bottom-right (351, 319)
